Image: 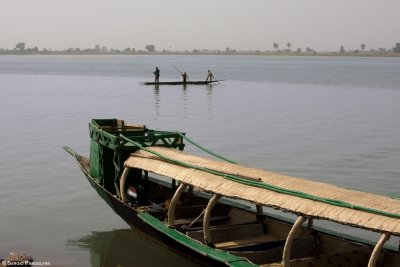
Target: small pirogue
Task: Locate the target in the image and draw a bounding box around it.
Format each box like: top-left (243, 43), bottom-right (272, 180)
top-left (142, 80), bottom-right (220, 85)
top-left (64, 119), bottom-right (400, 267)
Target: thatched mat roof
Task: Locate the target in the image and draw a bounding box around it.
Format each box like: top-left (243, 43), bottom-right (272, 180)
top-left (124, 146), bottom-right (400, 235)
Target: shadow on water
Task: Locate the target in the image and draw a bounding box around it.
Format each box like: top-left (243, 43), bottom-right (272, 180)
top-left (66, 229), bottom-right (203, 267)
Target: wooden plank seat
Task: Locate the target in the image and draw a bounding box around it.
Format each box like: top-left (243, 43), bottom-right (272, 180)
top-left (174, 215), bottom-right (230, 227)
top-left (186, 223), bottom-right (267, 245)
top-left (215, 234), bottom-right (278, 249)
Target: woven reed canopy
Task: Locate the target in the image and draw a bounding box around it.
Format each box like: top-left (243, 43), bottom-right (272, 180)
top-left (124, 146), bottom-right (400, 235)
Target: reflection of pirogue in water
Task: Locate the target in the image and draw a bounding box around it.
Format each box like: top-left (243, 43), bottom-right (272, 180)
top-left (67, 230), bottom-right (133, 267)
top-left (68, 229), bottom-right (187, 267)
top-left (64, 118), bottom-right (400, 267)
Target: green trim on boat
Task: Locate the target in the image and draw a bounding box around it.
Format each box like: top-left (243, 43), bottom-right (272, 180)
top-left (137, 212), bottom-right (258, 267)
top-left (174, 131), bottom-right (237, 164)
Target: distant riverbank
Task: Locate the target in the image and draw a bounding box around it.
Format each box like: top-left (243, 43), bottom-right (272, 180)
top-left (3, 41), bottom-right (400, 57)
top-left (1, 50), bottom-right (400, 58)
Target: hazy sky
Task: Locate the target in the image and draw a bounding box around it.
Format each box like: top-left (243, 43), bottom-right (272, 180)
top-left (0, 0), bottom-right (398, 51)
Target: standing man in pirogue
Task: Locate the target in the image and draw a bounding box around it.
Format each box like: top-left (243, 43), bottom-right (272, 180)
top-left (206, 70), bottom-right (214, 82)
top-left (153, 67), bottom-right (160, 84)
top-left (182, 72), bottom-right (188, 84)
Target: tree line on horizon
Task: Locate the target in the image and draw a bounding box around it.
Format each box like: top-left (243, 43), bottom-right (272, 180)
top-left (272, 42), bottom-right (400, 55)
top-left (1, 42), bottom-right (400, 55)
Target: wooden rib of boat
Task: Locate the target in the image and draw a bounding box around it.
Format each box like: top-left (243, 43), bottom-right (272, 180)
top-left (142, 80), bottom-right (220, 85)
top-left (64, 118), bottom-right (400, 267)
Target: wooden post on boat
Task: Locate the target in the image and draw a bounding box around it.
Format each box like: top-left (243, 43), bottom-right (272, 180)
top-left (282, 216), bottom-right (307, 267)
top-left (168, 183), bottom-right (187, 228)
top-left (203, 194), bottom-right (221, 245)
top-left (307, 218), bottom-right (314, 228)
top-left (367, 233), bottom-right (390, 267)
top-left (256, 204), bottom-right (265, 222)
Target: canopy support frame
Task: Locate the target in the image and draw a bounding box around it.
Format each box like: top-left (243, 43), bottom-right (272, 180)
top-left (204, 194), bottom-right (221, 245)
top-left (119, 167), bottom-right (131, 203)
top-left (367, 232), bottom-right (390, 267)
top-left (168, 183), bottom-right (187, 228)
top-left (282, 215), bottom-right (307, 267)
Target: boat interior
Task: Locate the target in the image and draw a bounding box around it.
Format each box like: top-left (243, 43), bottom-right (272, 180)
top-left (115, 167), bottom-right (399, 267)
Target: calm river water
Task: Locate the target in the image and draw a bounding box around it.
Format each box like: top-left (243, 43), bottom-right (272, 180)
top-left (0, 55), bottom-right (399, 266)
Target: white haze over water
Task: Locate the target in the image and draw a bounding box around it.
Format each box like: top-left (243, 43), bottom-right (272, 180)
top-left (0, 0), bottom-right (399, 51)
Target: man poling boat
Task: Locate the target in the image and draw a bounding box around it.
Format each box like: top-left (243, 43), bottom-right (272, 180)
top-left (153, 67), bottom-right (160, 84)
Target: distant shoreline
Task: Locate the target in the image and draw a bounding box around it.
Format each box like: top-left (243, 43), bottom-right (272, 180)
top-left (3, 41), bottom-right (400, 57)
top-left (1, 51), bottom-right (399, 57)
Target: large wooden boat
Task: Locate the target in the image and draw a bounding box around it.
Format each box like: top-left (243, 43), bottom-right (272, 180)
top-left (64, 119), bottom-right (400, 267)
top-left (142, 80), bottom-right (220, 85)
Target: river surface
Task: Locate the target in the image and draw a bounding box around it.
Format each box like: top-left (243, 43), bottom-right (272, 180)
top-left (0, 55), bottom-right (399, 266)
